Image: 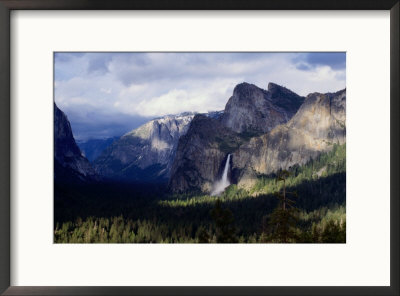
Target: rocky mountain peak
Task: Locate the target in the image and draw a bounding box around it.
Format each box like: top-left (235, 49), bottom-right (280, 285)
top-left (232, 82), bottom-right (263, 97)
top-left (168, 85), bottom-right (345, 193)
top-left (231, 88), bottom-right (346, 189)
top-left (94, 112), bottom-right (196, 182)
top-left (221, 82), bottom-right (305, 133)
top-left (54, 103), bottom-right (97, 182)
top-left (54, 103), bottom-right (81, 159)
top-left (268, 82), bottom-right (301, 99)
top-left (267, 82), bottom-right (279, 90)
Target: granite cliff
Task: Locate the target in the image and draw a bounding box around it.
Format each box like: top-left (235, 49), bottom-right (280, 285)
top-left (169, 84), bottom-right (346, 193)
top-left (54, 103), bottom-right (97, 183)
top-left (168, 115), bottom-right (243, 193)
top-left (169, 82), bottom-right (313, 193)
top-left (94, 113), bottom-right (196, 182)
top-left (231, 89), bottom-right (346, 188)
top-left (221, 82), bottom-right (304, 133)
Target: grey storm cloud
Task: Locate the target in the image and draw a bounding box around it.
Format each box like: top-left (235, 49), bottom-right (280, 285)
top-left (63, 105), bottom-right (151, 141)
top-left (294, 52), bottom-right (346, 71)
top-left (87, 54), bottom-right (112, 75)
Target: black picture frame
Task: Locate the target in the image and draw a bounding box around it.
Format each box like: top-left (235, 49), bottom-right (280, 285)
top-left (0, 1), bottom-right (399, 295)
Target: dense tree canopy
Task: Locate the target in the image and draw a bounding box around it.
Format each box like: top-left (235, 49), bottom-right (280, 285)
top-left (55, 144), bottom-right (346, 243)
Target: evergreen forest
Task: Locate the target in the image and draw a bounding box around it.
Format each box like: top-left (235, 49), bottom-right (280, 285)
top-left (54, 144), bottom-right (346, 243)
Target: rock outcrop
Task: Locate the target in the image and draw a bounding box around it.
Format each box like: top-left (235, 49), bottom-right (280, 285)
top-left (221, 82), bottom-right (304, 133)
top-left (169, 84), bottom-right (345, 193)
top-left (232, 89), bottom-right (346, 188)
top-left (94, 113), bottom-right (195, 182)
top-left (169, 82), bottom-right (308, 193)
top-left (54, 103), bottom-right (97, 182)
top-left (168, 115), bottom-right (243, 193)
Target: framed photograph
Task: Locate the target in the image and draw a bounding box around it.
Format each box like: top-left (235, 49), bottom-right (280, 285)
top-left (53, 51), bottom-right (347, 246)
top-left (0, 1), bottom-right (399, 295)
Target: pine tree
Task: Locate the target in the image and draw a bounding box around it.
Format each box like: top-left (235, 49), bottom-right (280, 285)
top-left (197, 227), bottom-right (210, 243)
top-left (210, 200), bottom-right (238, 243)
top-left (268, 169), bottom-right (299, 243)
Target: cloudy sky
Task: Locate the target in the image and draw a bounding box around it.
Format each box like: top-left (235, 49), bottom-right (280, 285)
top-left (54, 52), bottom-right (346, 141)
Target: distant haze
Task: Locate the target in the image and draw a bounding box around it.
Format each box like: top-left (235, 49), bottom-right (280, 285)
top-left (54, 52), bottom-right (346, 140)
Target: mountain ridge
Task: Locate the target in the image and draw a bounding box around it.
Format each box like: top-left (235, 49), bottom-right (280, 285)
top-left (169, 83), bottom-right (345, 193)
top-left (54, 103), bottom-right (98, 183)
top-left (62, 81), bottom-right (346, 192)
top-left (232, 88), bottom-right (346, 188)
top-left (220, 82), bottom-right (305, 133)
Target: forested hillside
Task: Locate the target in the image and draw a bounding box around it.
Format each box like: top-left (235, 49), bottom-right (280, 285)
top-left (55, 144), bottom-right (346, 243)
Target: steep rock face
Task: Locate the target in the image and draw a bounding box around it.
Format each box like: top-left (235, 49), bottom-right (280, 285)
top-left (54, 103), bottom-right (97, 182)
top-left (169, 115), bottom-right (243, 193)
top-left (221, 82), bottom-right (304, 133)
top-left (232, 89), bottom-right (346, 188)
top-left (169, 82), bottom-right (306, 193)
top-left (94, 113), bottom-right (195, 181)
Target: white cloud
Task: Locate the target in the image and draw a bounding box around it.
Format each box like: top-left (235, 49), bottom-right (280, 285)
top-left (54, 52), bottom-right (346, 139)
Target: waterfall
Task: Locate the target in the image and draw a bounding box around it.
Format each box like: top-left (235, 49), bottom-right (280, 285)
top-left (221, 154), bottom-right (231, 185)
top-left (211, 154), bottom-right (231, 196)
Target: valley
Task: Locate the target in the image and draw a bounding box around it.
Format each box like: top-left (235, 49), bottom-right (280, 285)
top-left (54, 144), bottom-right (345, 243)
top-left (54, 81), bottom-right (346, 243)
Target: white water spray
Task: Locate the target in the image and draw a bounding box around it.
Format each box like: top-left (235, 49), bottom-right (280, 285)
top-left (211, 154), bottom-right (231, 196)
